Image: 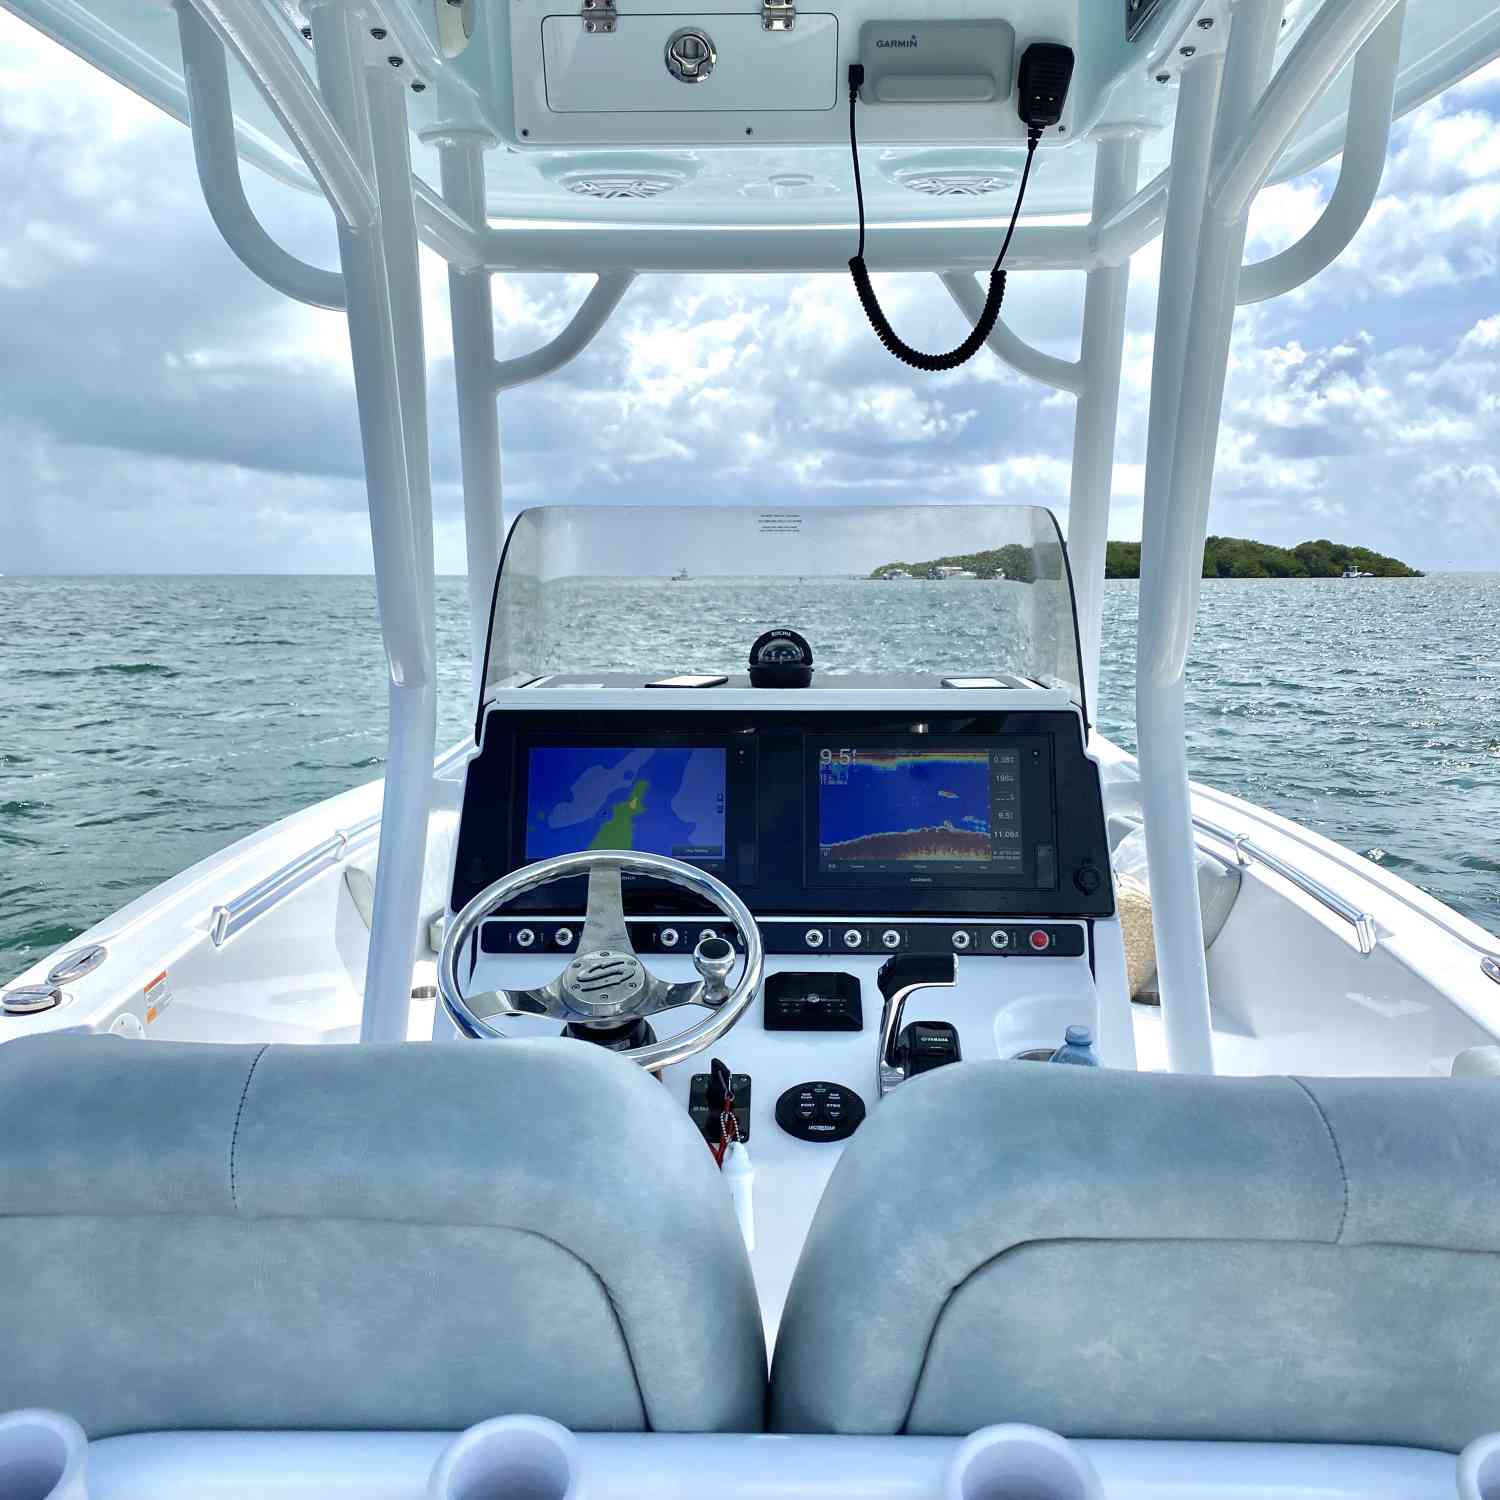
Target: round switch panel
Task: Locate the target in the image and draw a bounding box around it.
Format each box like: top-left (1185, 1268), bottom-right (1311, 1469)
top-left (775, 1081), bottom-right (866, 1143)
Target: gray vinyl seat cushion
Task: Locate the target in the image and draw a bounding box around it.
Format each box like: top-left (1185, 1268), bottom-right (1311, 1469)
top-left (0, 1034), bottom-right (766, 1438)
top-left (770, 1060), bottom-right (1500, 1453)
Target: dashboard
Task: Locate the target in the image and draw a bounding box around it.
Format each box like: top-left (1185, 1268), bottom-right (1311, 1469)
top-left (451, 693), bottom-right (1124, 1336)
top-left (452, 704), bottom-right (1113, 956)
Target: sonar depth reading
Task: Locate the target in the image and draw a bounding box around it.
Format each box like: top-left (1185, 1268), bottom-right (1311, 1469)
top-left (817, 746), bottom-right (1023, 876)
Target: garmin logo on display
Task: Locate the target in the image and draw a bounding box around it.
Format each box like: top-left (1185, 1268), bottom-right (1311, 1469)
top-left (876, 35), bottom-right (918, 47)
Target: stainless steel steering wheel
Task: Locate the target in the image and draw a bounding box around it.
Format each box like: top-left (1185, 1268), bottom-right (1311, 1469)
top-left (437, 849), bottom-right (764, 1071)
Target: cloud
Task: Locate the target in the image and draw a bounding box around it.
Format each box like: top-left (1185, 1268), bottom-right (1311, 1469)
top-left (1, 16), bottom-right (1499, 576)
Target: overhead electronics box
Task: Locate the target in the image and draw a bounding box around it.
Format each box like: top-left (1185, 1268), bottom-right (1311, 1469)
top-left (506, 0), bottom-right (1073, 147)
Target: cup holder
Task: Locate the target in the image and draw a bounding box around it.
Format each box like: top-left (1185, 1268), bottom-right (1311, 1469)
top-left (1459, 1433), bottom-right (1500, 1500)
top-left (0, 1410), bottom-right (88, 1500)
top-left (428, 1415), bottom-right (579, 1500)
top-left (943, 1424), bottom-right (1102, 1500)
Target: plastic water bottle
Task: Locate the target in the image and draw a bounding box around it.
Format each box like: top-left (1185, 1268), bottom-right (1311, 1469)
top-left (1049, 1024), bottom-right (1099, 1066)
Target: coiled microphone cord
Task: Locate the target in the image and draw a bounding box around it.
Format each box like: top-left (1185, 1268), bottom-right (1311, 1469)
top-left (847, 64), bottom-right (1040, 373)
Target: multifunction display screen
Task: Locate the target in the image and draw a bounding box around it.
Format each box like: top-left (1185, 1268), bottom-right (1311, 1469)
top-left (525, 746), bottom-right (728, 866)
top-left (816, 745), bottom-right (1024, 879)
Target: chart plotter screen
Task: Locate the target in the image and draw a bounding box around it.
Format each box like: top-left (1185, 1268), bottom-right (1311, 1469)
top-left (816, 746), bottom-right (1023, 877)
top-left (525, 746), bottom-right (728, 866)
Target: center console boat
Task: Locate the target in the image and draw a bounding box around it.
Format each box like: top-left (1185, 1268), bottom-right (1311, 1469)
top-left (4, 0), bottom-right (1500, 1494)
top-left (439, 502), bottom-right (1120, 1335)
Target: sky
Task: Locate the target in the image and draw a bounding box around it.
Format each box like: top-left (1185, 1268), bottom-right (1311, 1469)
top-left (1, 13), bottom-right (1498, 576)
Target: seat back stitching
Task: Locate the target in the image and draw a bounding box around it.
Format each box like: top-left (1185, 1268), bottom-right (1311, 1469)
top-left (1291, 1077), bottom-right (1349, 1244)
top-left (229, 1044), bottom-right (270, 1212)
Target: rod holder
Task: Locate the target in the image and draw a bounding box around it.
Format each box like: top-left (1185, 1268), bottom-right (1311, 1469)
top-left (0, 1409), bottom-right (88, 1500)
top-left (427, 1414), bottom-right (579, 1500)
top-left (1459, 1433), bottom-right (1500, 1500)
top-left (942, 1424), bottom-right (1102, 1500)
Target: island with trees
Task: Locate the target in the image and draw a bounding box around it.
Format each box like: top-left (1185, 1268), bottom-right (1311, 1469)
top-left (868, 537), bottom-right (1422, 581)
top-left (1105, 538), bottom-right (1422, 578)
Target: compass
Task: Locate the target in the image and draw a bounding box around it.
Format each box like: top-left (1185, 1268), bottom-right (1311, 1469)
top-left (748, 628), bottom-right (814, 689)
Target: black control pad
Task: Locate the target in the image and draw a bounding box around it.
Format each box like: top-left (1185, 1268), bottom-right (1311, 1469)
top-left (764, 971), bottom-right (863, 1031)
top-left (776, 1081), bottom-right (866, 1143)
top-left (689, 1070), bottom-right (751, 1145)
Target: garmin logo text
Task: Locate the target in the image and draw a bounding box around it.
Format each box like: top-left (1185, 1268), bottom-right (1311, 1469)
top-left (876, 34), bottom-right (918, 47)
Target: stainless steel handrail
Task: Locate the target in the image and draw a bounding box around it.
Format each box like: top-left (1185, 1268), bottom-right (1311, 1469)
top-left (208, 741), bottom-right (473, 947)
top-left (210, 814), bottom-right (380, 947)
top-left (1192, 815), bottom-right (1378, 956)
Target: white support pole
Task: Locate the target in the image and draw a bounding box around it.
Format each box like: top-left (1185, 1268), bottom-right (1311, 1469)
top-left (1238, 1), bottom-right (1405, 303)
top-left (474, 219), bottom-right (1093, 275)
top-left (1092, 168), bottom-right (1169, 269)
top-left (175, 0), bottom-right (346, 309)
top-left (492, 274), bottom-right (636, 392)
top-left (415, 181), bottom-right (490, 274)
top-left (309, 0), bottom-right (435, 1044)
top-left (439, 139), bottom-right (507, 700)
top-left (1136, 0), bottom-right (1285, 1076)
top-left (1214, 0), bottom-right (1405, 224)
top-left (938, 274), bottom-right (1085, 394)
top-left (1067, 133), bottom-right (1141, 722)
top-left (187, 0), bottom-right (376, 231)
top-left (366, 72), bottom-right (435, 640)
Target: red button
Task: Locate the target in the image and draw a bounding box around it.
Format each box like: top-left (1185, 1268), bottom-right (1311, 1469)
top-left (1028, 929), bottom-right (1051, 952)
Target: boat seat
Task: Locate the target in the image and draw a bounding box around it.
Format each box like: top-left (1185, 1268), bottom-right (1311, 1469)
top-left (0, 1034), bottom-right (766, 1438)
top-left (770, 1061), bottom-right (1500, 1452)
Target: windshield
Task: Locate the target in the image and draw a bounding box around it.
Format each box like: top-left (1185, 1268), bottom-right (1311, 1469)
top-left (482, 504), bottom-right (1083, 706)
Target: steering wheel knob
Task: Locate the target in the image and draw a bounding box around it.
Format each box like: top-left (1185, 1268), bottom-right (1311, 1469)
top-left (693, 935), bottom-right (737, 1002)
top-left (561, 949), bottom-right (648, 1017)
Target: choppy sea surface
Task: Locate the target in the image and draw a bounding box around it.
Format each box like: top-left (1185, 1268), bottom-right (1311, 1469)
top-left (2, 573), bottom-right (1497, 977)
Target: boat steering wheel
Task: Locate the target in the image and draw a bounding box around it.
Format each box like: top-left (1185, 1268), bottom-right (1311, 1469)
top-left (437, 850), bottom-right (764, 1071)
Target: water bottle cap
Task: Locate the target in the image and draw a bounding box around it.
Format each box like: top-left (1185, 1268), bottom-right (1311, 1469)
top-left (1064, 1025), bottom-right (1093, 1047)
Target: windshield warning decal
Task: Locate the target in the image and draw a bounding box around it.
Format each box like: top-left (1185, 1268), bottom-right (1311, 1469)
top-left (757, 512), bottom-right (802, 534)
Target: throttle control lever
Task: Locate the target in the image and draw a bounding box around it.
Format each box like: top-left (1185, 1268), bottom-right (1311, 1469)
top-left (876, 953), bottom-right (958, 1097)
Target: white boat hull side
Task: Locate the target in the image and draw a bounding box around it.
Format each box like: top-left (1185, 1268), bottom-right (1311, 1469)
top-left (0, 743), bottom-right (472, 1047)
top-left (6, 732), bottom-right (1495, 1081)
top-left (1093, 735), bottom-right (1500, 1077)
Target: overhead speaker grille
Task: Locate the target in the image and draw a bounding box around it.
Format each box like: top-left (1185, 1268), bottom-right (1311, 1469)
top-left (562, 175), bottom-right (680, 200)
top-left (901, 172), bottom-right (1016, 197)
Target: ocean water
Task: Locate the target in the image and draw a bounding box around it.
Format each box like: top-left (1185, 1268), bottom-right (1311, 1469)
top-left (2, 573), bottom-right (1497, 978)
